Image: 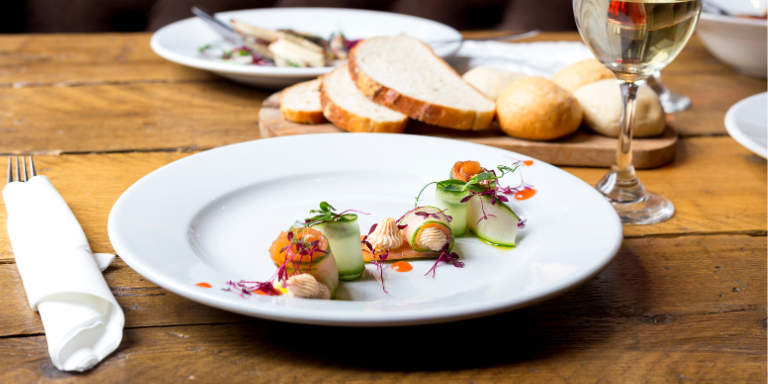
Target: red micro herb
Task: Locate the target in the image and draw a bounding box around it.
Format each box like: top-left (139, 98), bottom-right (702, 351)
top-left (362, 223), bottom-right (390, 293)
top-left (424, 245), bottom-right (464, 278)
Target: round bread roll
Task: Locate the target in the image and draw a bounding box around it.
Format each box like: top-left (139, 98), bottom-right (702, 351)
top-left (552, 59), bottom-right (615, 93)
top-left (462, 67), bottom-right (527, 101)
top-left (573, 79), bottom-right (666, 138)
top-left (496, 76), bottom-right (583, 141)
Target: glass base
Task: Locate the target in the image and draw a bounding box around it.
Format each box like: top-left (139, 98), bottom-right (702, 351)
top-left (596, 169), bottom-right (675, 225)
top-left (608, 191), bottom-right (675, 225)
top-left (659, 91), bottom-right (691, 113)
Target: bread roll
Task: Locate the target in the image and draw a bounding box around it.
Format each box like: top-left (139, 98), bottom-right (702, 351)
top-left (496, 76), bottom-right (583, 141)
top-left (462, 67), bottom-right (526, 100)
top-left (553, 59), bottom-right (615, 93)
top-left (573, 79), bottom-right (666, 138)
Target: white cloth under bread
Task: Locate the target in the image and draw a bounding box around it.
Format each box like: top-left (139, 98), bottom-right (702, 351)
top-left (447, 41), bottom-right (595, 79)
top-left (2, 175), bottom-right (124, 372)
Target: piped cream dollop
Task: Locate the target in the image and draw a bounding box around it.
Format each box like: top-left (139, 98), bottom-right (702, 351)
top-left (282, 274), bottom-right (330, 299)
top-left (415, 227), bottom-right (448, 251)
top-left (367, 217), bottom-right (403, 250)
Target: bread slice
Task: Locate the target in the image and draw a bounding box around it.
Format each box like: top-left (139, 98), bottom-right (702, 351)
top-left (279, 79), bottom-right (327, 124)
top-left (349, 35), bottom-right (496, 130)
top-left (319, 64), bottom-right (408, 133)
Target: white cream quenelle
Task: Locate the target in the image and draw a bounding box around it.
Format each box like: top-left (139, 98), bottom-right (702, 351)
top-left (281, 274), bottom-right (331, 300)
top-left (414, 227), bottom-right (448, 251)
top-left (366, 217), bottom-right (403, 251)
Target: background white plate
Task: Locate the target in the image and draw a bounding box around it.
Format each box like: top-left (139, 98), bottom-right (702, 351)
top-left (150, 8), bottom-right (462, 89)
top-left (108, 134), bottom-right (623, 326)
top-left (725, 92), bottom-right (767, 159)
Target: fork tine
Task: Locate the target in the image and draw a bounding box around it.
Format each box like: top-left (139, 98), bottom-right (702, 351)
top-left (20, 156), bottom-right (27, 182)
top-left (14, 156), bottom-right (19, 183)
top-left (6, 156), bottom-right (11, 184)
top-left (28, 155), bottom-right (36, 177)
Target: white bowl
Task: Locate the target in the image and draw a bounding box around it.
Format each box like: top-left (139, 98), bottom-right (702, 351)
top-left (150, 8), bottom-right (462, 89)
top-left (696, 12), bottom-right (767, 78)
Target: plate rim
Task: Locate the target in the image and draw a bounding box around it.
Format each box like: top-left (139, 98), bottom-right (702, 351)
top-left (149, 7), bottom-right (463, 77)
top-left (108, 134), bottom-right (623, 326)
top-left (724, 92), bottom-right (768, 159)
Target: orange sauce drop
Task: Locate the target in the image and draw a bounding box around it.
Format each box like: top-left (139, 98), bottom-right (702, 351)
top-left (523, 160), bottom-right (534, 166)
top-left (514, 189), bottom-right (537, 201)
top-left (254, 290), bottom-right (270, 296)
top-left (195, 282), bottom-right (212, 288)
top-left (391, 261), bottom-right (413, 272)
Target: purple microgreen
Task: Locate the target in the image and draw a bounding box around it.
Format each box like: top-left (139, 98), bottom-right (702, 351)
top-left (369, 249), bottom-right (389, 293)
top-left (424, 248), bottom-right (464, 278)
top-left (397, 224), bottom-right (408, 230)
top-left (518, 218), bottom-right (527, 228)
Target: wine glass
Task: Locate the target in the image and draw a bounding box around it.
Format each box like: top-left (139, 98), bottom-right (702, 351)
top-left (647, 71), bottom-right (691, 112)
top-left (573, 0), bottom-right (702, 224)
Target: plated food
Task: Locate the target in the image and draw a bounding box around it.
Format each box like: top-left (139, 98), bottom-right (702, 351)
top-left (228, 160), bottom-right (525, 299)
top-left (277, 38), bottom-right (668, 142)
top-left (201, 19), bottom-right (359, 68)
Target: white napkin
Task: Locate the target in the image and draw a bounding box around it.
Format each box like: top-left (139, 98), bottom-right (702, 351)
top-left (3, 176), bottom-right (124, 372)
top-left (446, 40), bottom-right (595, 79)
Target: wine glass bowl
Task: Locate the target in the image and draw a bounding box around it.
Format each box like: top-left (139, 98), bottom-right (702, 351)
top-left (573, 0), bottom-right (702, 225)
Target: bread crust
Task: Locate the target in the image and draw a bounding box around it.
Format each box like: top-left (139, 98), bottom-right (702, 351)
top-left (348, 39), bottom-right (495, 131)
top-left (279, 81), bottom-right (328, 124)
top-left (318, 72), bottom-right (408, 133)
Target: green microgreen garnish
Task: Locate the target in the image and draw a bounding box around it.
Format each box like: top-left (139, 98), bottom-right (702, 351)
top-left (300, 201), bottom-right (369, 228)
top-left (414, 164), bottom-right (521, 206)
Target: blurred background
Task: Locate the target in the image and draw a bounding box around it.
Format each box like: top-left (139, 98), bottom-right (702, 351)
top-left (0, 0), bottom-right (577, 33)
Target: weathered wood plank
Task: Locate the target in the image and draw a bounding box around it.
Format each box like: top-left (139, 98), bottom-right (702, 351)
top-left (0, 82), bottom-right (268, 154)
top-left (0, 33), bottom-right (213, 87)
top-left (0, 235), bottom-right (763, 383)
top-left (0, 137), bottom-right (762, 264)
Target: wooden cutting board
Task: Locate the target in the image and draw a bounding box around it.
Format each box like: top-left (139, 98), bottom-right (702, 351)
top-left (259, 92), bottom-right (677, 169)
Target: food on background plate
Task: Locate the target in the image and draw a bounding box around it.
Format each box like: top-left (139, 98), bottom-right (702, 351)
top-left (268, 227), bottom-right (340, 298)
top-left (200, 19), bottom-right (359, 67)
top-left (462, 67), bottom-right (527, 101)
top-left (574, 79), bottom-right (666, 138)
top-left (307, 202), bottom-right (367, 281)
top-left (349, 34), bottom-right (496, 130)
top-left (552, 59), bottom-right (616, 93)
top-left (496, 76), bottom-right (583, 141)
top-left (279, 79), bottom-right (327, 124)
top-left (320, 64), bottom-right (408, 133)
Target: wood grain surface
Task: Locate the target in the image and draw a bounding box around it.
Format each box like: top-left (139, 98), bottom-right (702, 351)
top-left (0, 32), bottom-right (764, 383)
top-left (259, 92), bottom-right (679, 169)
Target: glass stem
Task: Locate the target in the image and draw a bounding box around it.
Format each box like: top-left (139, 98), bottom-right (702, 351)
top-left (596, 80), bottom-right (647, 204)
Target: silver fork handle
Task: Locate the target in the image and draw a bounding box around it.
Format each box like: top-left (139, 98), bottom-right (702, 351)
top-left (428, 30), bottom-right (540, 46)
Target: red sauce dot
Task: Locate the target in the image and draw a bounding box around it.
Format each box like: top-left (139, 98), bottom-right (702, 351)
top-left (514, 189), bottom-right (537, 201)
top-left (391, 261), bottom-right (413, 272)
top-left (195, 282), bottom-right (212, 288)
top-left (523, 160), bottom-right (534, 166)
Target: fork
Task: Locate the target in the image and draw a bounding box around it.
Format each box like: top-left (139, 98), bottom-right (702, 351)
top-left (7, 156), bottom-right (36, 183)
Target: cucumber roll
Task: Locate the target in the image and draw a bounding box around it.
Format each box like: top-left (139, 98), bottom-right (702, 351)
top-left (315, 214), bottom-right (365, 281)
top-left (434, 179), bottom-right (469, 237)
top-left (398, 206), bottom-right (454, 253)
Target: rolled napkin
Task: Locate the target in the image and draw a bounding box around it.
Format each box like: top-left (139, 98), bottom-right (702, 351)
top-left (446, 40), bottom-right (595, 79)
top-left (3, 175), bottom-right (124, 372)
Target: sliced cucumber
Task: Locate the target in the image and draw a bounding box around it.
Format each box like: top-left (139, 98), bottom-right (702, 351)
top-left (314, 214), bottom-right (365, 281)
top-left (467, 196), bottom-right (518, 247)
top-left (434, 180), bottom-right (468, 237)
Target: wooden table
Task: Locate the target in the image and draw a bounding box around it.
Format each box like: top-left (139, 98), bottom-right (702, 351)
top-left (0, 32), bottom-right (765, 383)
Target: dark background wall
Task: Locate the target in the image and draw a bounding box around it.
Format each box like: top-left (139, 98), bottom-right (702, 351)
top-left (0, 0), bottom-right (577, 33)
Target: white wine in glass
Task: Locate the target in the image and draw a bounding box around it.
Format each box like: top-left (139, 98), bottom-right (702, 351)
top-left (573, 0), bottom-right (702, 224)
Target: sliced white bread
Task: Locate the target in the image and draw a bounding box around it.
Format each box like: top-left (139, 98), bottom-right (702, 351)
top-left (319, 64), bottom-right (408, 133)
top-left (279, 79), bottom-right (327, 124)
top-left (349, 35), bottom-right (496, 130)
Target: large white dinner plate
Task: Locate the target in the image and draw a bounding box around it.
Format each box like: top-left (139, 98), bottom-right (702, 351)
top-left (108, 134), bottom-right (622, 326)
top-left (725, 92), bottom-right (767, 159)
top-left (150, 8), bottom-right (462, 89)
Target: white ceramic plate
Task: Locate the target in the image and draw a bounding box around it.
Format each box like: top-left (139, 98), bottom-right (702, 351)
top-left (150, 8), bottom-right (462, 89)
top-left (108, 134), bottom-right (622, 326)
top-left (725, 92), bottom-right (767, 159)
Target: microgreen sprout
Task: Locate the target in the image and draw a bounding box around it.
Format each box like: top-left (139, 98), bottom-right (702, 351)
top-left (302, 201), bottom-right (369, 228)
top-left (362, 224), bottom-right (389, 293)
top-left (424, 245), bottom-right (464, 278)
